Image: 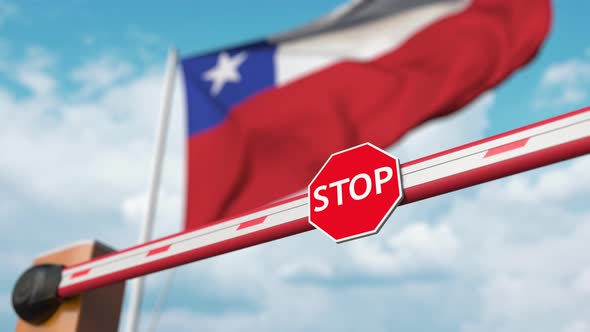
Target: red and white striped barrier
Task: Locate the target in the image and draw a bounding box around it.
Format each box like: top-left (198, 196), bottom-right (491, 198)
top-left (58, 106), bottom-right (590, 298)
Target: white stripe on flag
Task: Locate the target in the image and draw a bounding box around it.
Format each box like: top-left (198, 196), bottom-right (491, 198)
top-left (275, 0), bottom-right (470, 85)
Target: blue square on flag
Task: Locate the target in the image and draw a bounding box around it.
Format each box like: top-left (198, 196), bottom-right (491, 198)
top-left (181, 42), bottom-right (276, 136)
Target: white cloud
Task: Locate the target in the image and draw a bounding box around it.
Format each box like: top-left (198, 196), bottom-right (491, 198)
top-left (542, 60), bottom-right (590, 86)
top-left (469, 274), bottom-right (575, 332)
top-left (562, 320), bottom-right (590, 332)
top-left (121, 189), bottom-right (184, 236)
top-left (442, 159), bottom-right (590, 332)
top-left (154, 283), bottom-right (332, 332)
top-left (0, 50), bottom-right (186, 222)
top-left (348, 222), bottom-right (459, 276)
top-left (573, 267), bottom-right (590, 295)
top-left (15, 47), bottom-right (57, 96)
top-left (70, 55), bottom-right (134, 96)
top-left (477, 154), bottom-right (590, 206)
top-left (535, 55), bottom-right (590, 108)
top-left (278, 260), bottom-right (334, 280)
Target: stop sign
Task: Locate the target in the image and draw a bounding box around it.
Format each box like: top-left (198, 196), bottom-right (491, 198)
top-left (308, 143), bottom-right (404, 242)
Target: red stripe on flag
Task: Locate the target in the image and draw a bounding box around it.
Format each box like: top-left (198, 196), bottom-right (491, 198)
top-left (147, 245), bottom-right (172, 257)
top-left (71, 269), bottom-right (91, 279)
top-left (484, 138), bottom-right (529, 158)
top-left (237, 217), bottom-right (266, 230)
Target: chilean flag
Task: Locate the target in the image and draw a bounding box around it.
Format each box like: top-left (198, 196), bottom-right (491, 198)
top-left (181, 0), bottom-right (551, 230)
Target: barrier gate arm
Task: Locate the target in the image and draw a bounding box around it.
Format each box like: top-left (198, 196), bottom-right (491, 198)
top-left (12, 106), bottom-right (590, 325)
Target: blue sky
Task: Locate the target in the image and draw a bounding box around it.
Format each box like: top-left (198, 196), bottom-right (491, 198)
top-left (1, 1), bottom-right (590, 331)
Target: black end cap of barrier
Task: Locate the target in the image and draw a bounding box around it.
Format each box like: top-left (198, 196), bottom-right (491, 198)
top-left (12, 264), bottom-right (64, 325)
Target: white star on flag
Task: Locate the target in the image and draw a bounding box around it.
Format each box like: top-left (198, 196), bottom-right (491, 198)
top-left (202, 51), bottom-right (248, 96)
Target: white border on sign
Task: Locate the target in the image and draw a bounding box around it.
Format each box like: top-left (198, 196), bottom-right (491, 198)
top-left (307, 142), bottom-right (405, 243)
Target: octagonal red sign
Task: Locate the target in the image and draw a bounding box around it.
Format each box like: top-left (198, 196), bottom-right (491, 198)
top-left (308, 142), bottom-right (404, 242)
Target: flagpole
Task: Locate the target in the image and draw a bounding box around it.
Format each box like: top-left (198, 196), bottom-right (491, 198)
top-left (125, 47), bottom-right (178, 332)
